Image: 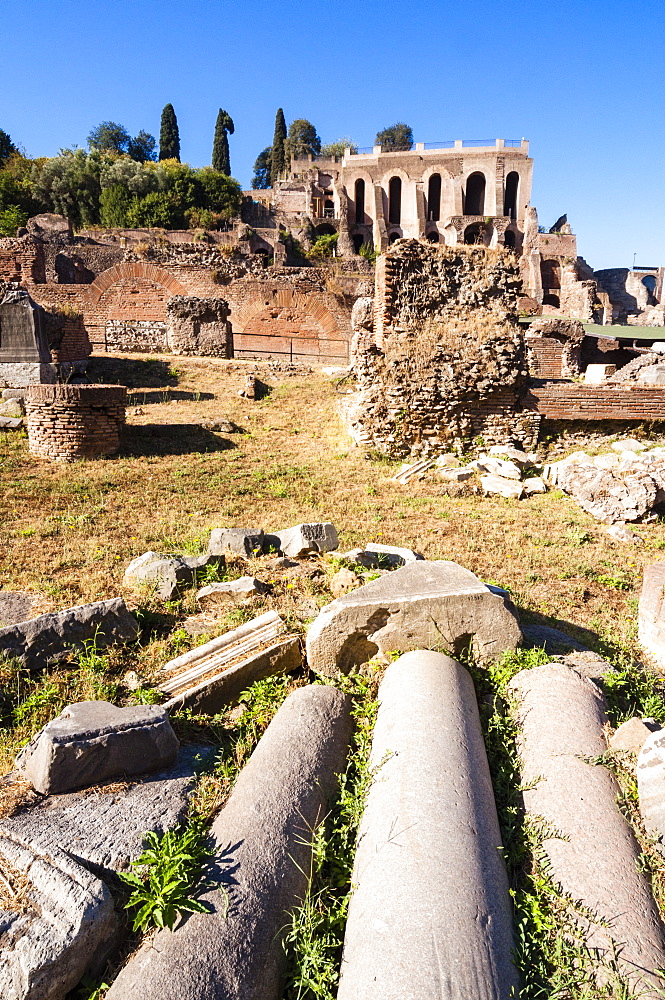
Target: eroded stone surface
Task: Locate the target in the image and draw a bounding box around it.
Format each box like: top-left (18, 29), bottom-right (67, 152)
top-left (196, 578), bottom-right (270, 605)
top-left (306, 560), bottom-right (522, 675)
top-left (16, 701), bottom-right (179, 795)
top-left (207, 528), bottom-right (264, 558)
top-left (276, 522), bottom-right (338, 558)
top-left (638, 730), bottom-right (665, 856)
top-left (107, 685), bottom-right (354, 1000)
top-left (0, 598), bottom-right (139, 669)
top-left (611, 717), bottom-right (661, 754)
top-left (510, 663), bottom-right (665, 993)
top-left (639, 562), bottom-right (665, 669)
top-left (123, 552), bottom-right (221, 600)
top-left (337, 651), bottom-right (517, 1000)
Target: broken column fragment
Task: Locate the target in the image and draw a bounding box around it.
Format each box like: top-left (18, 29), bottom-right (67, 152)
top-left (509, 662), bottom-right (665, 994)
top-left (337, 650), bottom-right (518, 1000)
top-left (16, 702), bottom-right (179, 795)
top-left (107, 684), bottom-right (353, 1000)
top-left (306, 559), bottom-right (521, 675)
top-left (159, 610), bottom-right (301, 713)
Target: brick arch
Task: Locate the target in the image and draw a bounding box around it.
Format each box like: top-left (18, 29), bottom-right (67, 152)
top-left (87, 262), bottom-right (187, 304)
top-left (230, 287), bottom-right (347, 363)
top-left (231, 288), bottom-right (340, 337)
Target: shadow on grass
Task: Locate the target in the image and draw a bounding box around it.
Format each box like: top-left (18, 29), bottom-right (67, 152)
top-left (87, 356), bottom-right (179, 389)
top-left (121, 424), bottom-right (236, 456)
top-left (517, 606), bottom-right (602, 655)
top-left (127, 390), bottom-right (215, 405)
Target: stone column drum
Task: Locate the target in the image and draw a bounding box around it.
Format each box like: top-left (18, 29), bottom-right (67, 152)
top-left (337, 650), bottom-right (518, 1000)
top-left (25, 384), bottom-right (126, 462)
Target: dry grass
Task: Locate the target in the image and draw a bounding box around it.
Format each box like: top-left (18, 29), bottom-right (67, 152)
top-left (0, 852), bottom-right (33, 913)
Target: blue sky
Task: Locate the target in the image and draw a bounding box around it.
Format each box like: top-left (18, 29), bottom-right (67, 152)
top-left (2, 0), bottom-right (662, 269)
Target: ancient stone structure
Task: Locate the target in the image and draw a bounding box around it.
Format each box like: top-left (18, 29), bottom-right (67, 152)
top-left (165, 295), bottom-right (231, 356)
top-left (25, 384), bottom-right (126, 462)
top-left (595, 266), bottom-right (665, 326)
top-left (346, 240), bottom-right (540, 455)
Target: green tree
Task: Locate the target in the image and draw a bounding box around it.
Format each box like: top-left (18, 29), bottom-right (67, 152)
top-left (212, 109), bottom-right (234, 175)
top-left (0, 128), bottom-right (18, 167)
top-left (31, 149), bottom-right (108, 227)
top-left (87, 121), bottom-right (131, 154)
top-left (319, 137), bottom-right (357, 157)
top-left (251, 147), bottom-right (272, 189)
top-left (0, 156), bottom-right (39, 216)
top-left (127, 130), bottom-right (157, 162)
top-left (126, 191), bottom-right (175, 228)
top-left (285, 119), bottom-right (321, 161)
top-left (375, 123), bottom-right (413, 152)
top-left (159, 104), bottom-right (180, 162)
top-left (270, 108), bottom-right (287, 182)
top-left (0, 205), bottom-right (28, 236)
top-left (99, 184), bottom-right (133, 226)
top-left (197, 167), bottom-right (242, 219)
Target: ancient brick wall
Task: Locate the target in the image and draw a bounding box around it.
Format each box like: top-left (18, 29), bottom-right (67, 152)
top-left (346, 241), bottom-right (534, 455)
top-left (25, 384), bottom-right (126, 462)
top-left (522, 383), bottom-right (665, 421)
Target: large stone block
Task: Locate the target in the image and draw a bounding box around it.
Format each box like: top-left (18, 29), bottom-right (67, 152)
top-left (123, 551), bottom-right (222, 600)
top-left (337, 651), bottom-right (517, 1000)
top-left (306, 560), bottom-right (521, 675)
top-left (509, 663), bottom-right (665, 993)
top-left (207, 528), bottom-right (265, 558)
top-left (106, 685), bottom-right (354, 1000)
top-left (16, 701), bottom-right (179, 795)
top-left (276, 522), bottom-right (339, 558)
top-left (0, 597), bottom-right (139, 669)
top-left (638, 562), bottom-right (665, 668)
top-left (638, 729), bottom-right (665, 855)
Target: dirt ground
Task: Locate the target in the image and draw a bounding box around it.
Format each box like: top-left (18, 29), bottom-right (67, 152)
top-left (1, 350), bottom-right (664, 660)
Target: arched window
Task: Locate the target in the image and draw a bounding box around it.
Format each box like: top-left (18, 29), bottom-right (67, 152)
top-left (388, 177), bottom-right (402, 225)
top-left (389, 231), bottom-right (401, 243)
top-left (541, 259), bottom-right (561, 289)
top-left (504, 229), bottom-right (516, 248)
top-left (426, 231), bottom-right (440, 243)
top-left (354, 179), bottom-right (365, 225)
top-left (464, 172), bottom-right (485, 215)
top-left (315, 223), bottom-right (337, 236)
top-left (643, 275), bottom-right (658, 304)
top-left (352, 233), bottom-right (365, 253)
top-left (324, 200), bottom-right (335, 218)
top-left (427, 174), bottom-right (441, 221)
top-left (464, 222), bottom-right (484, 244)
top-left (504, 171), bottom-right (519, 220)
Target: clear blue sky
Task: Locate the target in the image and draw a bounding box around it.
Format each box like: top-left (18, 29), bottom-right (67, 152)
top-left (2, 0), bottom-right (662, 270)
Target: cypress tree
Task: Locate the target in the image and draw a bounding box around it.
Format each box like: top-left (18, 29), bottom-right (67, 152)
top-left (212, 109), bottom-right (234, 175)
top-left (270, 108), bottom-right (287, 181)
top-left (159, 104), bottom-right (180, 161)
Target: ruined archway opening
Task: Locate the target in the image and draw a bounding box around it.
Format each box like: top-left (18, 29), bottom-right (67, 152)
top-left (463, 222), bottom-right (484, 245)
top-left (388, 177), bottom-right (402, 226)
top-left (389, 231), bottom-right (401, 244)
top-left (464, 172), bottom-right (486, 216)
top-left (352, 233), bottom-right (365, 253)
top-left (426, 231), bottom-right (440, 243)
top-left (355, 179), bottom-right (366, 225)
top-left (427, 174), bottom-right (441, 222)
top-left (541, 258), bottom-right (561, 290)
top-left (643, 274), bottom-right (658, 305)
top-left (504, 229), bottom-right (516, 249)
top-left (504, 171), bottom-right (519, 220)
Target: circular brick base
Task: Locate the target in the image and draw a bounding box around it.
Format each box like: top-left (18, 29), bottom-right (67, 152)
top-left (25, 384), bottom-right (127, 463)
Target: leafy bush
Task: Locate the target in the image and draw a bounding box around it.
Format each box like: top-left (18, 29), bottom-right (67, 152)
top-left (358, 241), bottom-right (377, 264)
top-left (0, 204), bottom-right (28, 236)
top-left (306, 232), bottom-right (338, 261)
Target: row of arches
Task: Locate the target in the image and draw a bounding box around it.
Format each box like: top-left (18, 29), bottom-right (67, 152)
top-left (353, 171), bottom-right (520, 227)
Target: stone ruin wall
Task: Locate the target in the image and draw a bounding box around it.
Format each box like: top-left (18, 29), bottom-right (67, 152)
top-left (347, 240), bottom-right (540, 457)
top-left (0, 222), bottom-right (367, 364)
top-left (25, 384), bottom-right (127, 463)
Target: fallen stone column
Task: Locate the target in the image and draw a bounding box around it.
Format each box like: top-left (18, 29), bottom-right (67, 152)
top-left (509, 662), bottom-right (665, 994)
top-left (337, 650), bottom-right (518, 1000)
top-left (106, 684), bottom-right (353, 1000)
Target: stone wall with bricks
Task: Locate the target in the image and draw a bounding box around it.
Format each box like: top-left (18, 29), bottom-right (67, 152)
top-left (521, 383), bottom-right (665, 421)
top-left (25, 384), bottom-right (127, 463)
top-left (346, 241), bottom-right (536, 455)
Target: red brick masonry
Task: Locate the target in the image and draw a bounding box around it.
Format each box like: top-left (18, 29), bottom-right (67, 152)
top-left (522, 383), bottom-right (665, 421)
top-left (25, 384), bottom-right (127, 463)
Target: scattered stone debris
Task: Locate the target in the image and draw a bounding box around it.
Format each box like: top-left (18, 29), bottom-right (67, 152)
top-left (196, 577), bottom-right (271, 604)
top-left (0, 597), bottom-right (138, 669)
top-left (201, 418), bottom-right (237, 433)
top-left (306, 560), bottom-right (521, 676)
top-left (638, 562), bottom-right (665, 668)
top-left (330, 567), bottom-right (362, 597)
top-left (391, 458), bottom-right (434, 485)
top-left (159, 611), bottom-right (301, 714)
top-left (638, 730), bottom-right (665, 856)
top-left (123, 551), bottom-right (222, 600)
top-left (16, 701), bottom-right (179, 795)
top-left (275, 522), bottom-right (339, 558)
top-left (610, 717), bottom-right (661, 755)
top-left (480, 474), bottom-right (524, 499)
top-left (207, 527), bottom-right (264, 558)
